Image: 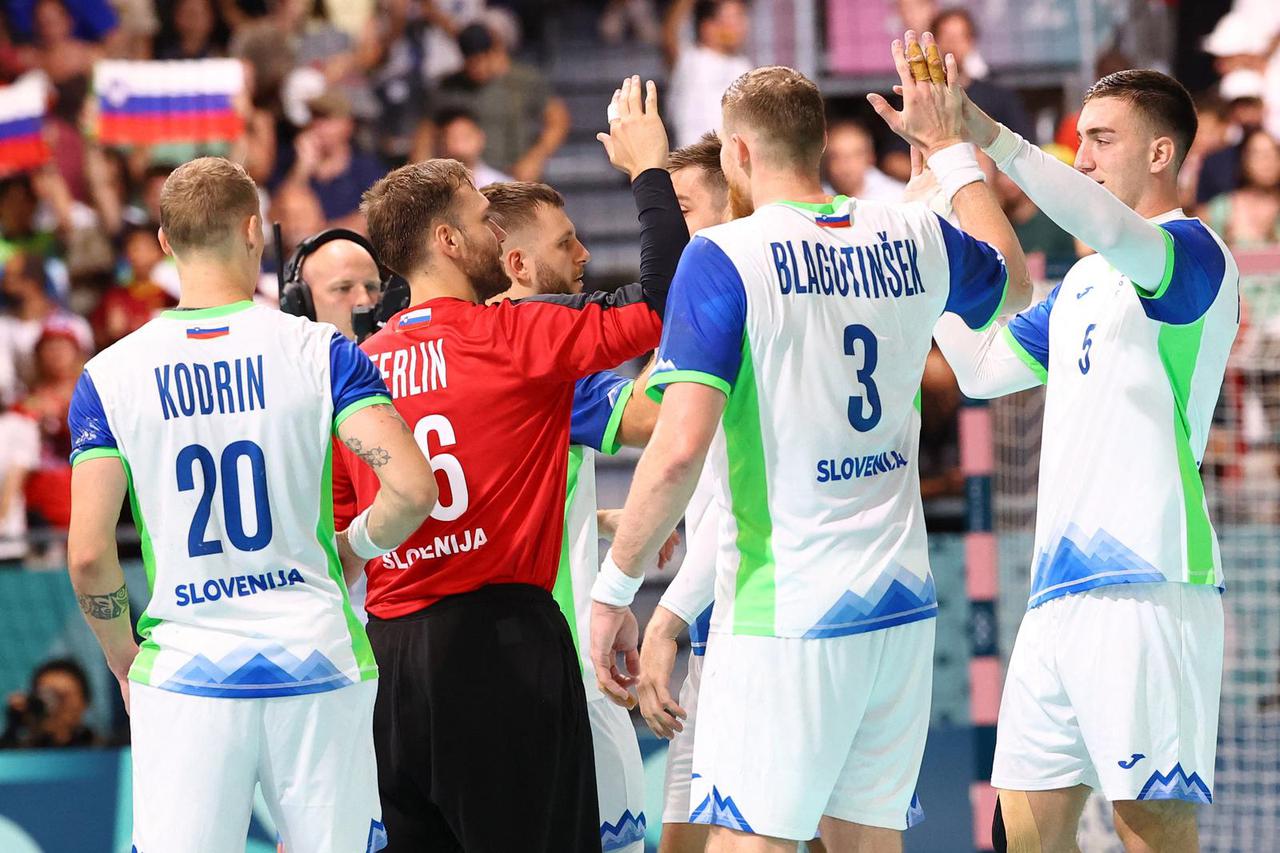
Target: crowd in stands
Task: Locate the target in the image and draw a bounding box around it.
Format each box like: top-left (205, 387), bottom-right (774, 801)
top-left (0, 0), bottom-right (1278, 563)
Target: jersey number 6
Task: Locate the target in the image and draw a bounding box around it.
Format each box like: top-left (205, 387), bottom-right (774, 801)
top-left (413, 414), bottom-right (469, 522)
top-left (844, 324), bottom-right (882, 431)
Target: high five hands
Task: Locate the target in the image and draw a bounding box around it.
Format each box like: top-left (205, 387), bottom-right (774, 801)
top-left (868, 30), bottom-right (1001, 153)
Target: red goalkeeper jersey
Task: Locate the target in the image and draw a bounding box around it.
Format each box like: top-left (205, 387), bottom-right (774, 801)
top-left (333, 290), bottom-right (662, 619)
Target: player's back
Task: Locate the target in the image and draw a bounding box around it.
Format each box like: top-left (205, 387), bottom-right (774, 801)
top-left (651, 195), bottom-right (1007, 639)
top-left (70, 302), bottom-right (383, 697)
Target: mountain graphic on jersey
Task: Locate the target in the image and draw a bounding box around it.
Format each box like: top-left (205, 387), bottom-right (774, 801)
top-left (160, 642), bottom-right (353, 698)
top-left (803, 565), bottom-right (938, 638)
top-left (1029, 524), bottom-right (1166, 609)
top-left (1136, 763), bottom-right (1212, 804)
top-left (689, 785), bottom-right (753, 833)
top-left (600, 809), bottom-right (646, 851)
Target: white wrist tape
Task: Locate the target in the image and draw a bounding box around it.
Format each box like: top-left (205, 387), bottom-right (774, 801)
top-left (982, 124), bottom-right (1023, 169)
top-left (345, 506), bottom-right (390, 560)
top-left (607, 102), bottom-right (620, 124)
top-left (926, 142), bottom-right (985, 203)
top-left (591, 551), bottom-right (645, 606)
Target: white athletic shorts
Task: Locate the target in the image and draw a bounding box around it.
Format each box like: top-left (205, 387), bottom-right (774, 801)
top-left (588, 696), bottom-right (646, 852)
top-left (130, 680), bottom-right (383, 853)
top-left (690, 619), bottom-right (934, 839)
top-left (991, 583), bottom-right (1223, 804)
top-left (662, 651), bottom-right (704, 825)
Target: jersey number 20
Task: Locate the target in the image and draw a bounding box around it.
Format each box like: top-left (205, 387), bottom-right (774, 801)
top-left (177, 441), bottom-right (272, 557)
top-left (844, 324), bottom-right (882, 431)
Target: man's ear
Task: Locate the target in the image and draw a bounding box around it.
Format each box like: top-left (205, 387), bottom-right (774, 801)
top-left (434, 221), bottom-right (461, 260)
top-left (1150, 135), bottom-right (1177, 175)
top-left (157, 226), bottom-right (174, 258)
top-left (246, 214), bottom-right (263, 253)
top-left (504, 246), bottom-right (528, 284)
top-left (733, 133), bottom-right (752, 176)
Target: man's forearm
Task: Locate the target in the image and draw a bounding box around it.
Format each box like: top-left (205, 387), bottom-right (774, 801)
top-left (633, 168), bottom-right (688, 316)
top-left (948, 179), bottom-right (1032, 316)
top-left (611, 440), bottom-right (706, 576)
top-left (70, 559), bottom-right (137, 676)
top-left (983, 125), bottom-right (1168, 288)
top-left (933, 313), bottom-right (1044, 398)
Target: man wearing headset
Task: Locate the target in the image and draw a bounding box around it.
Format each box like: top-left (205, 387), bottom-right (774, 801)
top-left (281, 229), bottom-right (385, 341)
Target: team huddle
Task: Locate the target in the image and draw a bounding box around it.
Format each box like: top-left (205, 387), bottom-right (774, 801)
top-left (63, 28), bottom-right (1237, 853)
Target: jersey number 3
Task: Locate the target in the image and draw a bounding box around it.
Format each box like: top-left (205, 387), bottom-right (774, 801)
top-left (844, 324), bottom-right (882, 431)
top-left (177, 441), bottom-right (272, 557)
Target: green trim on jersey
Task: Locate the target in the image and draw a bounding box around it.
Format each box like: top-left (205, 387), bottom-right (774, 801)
top-left (160, 300), bottom-right (255, 320)
top-left (121, 454), bottom-right (161, 685)
top-left (552, 447), bottom-right (585, 664)
top-left (333, 395), bottom-right (393, 432)
top-left (1157, 318), bottom-right (1216, 585)
top-left (1001, 326), bottom-right (1048, 384)
top-left (318, 444), bottom-right (378, 679)
top-left (776, 195), bottom-right (851, 215)
top-left (71, 447), bottom-right (122, 467)
top-left (645, 369), bottom-right (732, 403)
top-left (974, 273), bottom-right (1011, 333)
top-left (723, 338), bottom-right (777, 636)
top-left (914, 388), bottom-right (922, 413)
top-left (1134, 228), bottom-right (1176, 299)
top-left (599, 381), bottom-right (635, 456)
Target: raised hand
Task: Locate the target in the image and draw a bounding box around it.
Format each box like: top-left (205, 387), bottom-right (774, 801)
top-left (597, 75), bottom-right (671, 181)
top-left (866, 31), bottom-right (968, 158)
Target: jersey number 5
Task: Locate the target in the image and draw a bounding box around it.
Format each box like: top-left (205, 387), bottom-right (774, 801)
top-left (844, 324), bottom-right (882, 431)
top-left (1079, 323), bottom-right (1097, 375)
top-left (413, 415), bottom-right (469, 521)
top-left (177, 441), bottom-right (272, 557)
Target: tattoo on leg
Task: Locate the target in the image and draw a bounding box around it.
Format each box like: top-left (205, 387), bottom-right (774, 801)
top-left (344, 437), bottom-right (391, 468)
top-left (77, 584), bottom-right (130, 620)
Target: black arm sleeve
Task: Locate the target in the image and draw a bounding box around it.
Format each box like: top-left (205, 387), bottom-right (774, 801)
top-left (632, 167), bottom-right (688, 317)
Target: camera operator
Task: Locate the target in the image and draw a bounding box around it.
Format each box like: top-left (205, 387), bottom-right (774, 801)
top-left (1, 658), bottom-right (96, 749)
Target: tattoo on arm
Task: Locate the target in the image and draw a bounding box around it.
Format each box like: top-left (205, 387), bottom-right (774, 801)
top-left (77, 584), bottom-right (130, 620)
top-left (345, 437), bottom-right (391, 468)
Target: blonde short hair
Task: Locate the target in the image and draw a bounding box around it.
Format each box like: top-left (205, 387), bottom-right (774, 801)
top-left (159, 157), bottom-right (260, 254)
top-left (721, 66), bottom-right (827, 171)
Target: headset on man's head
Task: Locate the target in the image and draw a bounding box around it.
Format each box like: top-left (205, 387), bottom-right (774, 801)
top-left (274, 226), bottom-right (410, 341)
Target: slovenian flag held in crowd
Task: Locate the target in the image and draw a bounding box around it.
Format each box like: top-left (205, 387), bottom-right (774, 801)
top-left (94, 59), bottom-right (245, 146)
top-left (0, 75), bottom-right (50, 176)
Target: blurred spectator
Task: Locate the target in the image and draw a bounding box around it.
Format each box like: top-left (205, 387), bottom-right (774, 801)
top-left (665, 0), bottom-right (751, 147)
top-left (14, 321), bottom-right (86, 532)
top-left (282, 90), bottom-right (385, 227)
top-left (0, 401), bottom-right (39, 564)
top-left (6, 0), bottom-right (118, 47)
top-left (0, 176), bottom-right (61, 265)
top-left (1201, 128), bottom-right (1280, 248)
top-left (1196, 12), bottom-right (1273, 204)
top-left (1180, 94), bottom-right (1231, 210)
top-left (89, 224), bottom-right (178, 349)
top-left (15, 0), bottom-right (108, 86)
top-left (155, 0), bottom-right (231, 60)
top-left (0, 252), bottom-right (93, 390)
top-left (424, 107), bottom-right (513, 187)
top-left (270, 180), bottom-right (328, 264)
top-left (824, 120), bottom-right (905, 203)
top-left (1, 658), bottom-right (96, 748)
top-left (931, 9), bottom-right (1032, 140)
top-left (600, 0), bottom-right (660, 46)
top-left (436, 22), bottom-right (569, 180)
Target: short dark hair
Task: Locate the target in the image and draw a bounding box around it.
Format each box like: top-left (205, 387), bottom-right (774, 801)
top-left (930, 8), bottom-right (978, 39)
top-left (159, 157), bottom-right (260, 255)
top-left (668, 132), bottom-right (728, 199)
top-left (32, 658), bottom-right (91, 705)
top-left (362, 159), bottom-right (473, 277)
top-left (1084, 69), bottom-right (1198, 166)
top-left (480, 181), bottom-right (565, 235)
top-left (722, 66), bottom-right (826, 171)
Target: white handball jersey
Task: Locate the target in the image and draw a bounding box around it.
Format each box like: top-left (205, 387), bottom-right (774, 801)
top-left (553, 371), bottom-right (635, 692)
top-left (647, 195), bottom-right (1009, 639)
top-left (68, 301), bottom-right (391, 698)
top-left (1004, 213), bottom-right (1239, 609)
